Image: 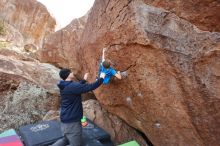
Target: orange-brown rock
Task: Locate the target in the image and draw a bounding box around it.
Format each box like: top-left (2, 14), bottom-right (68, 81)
top-left (0, 54), bottom-right (60, 130)
top-left (37, 0), bottom-right (220, 145)
top-left (83, 99), bottom-right (148, 146)
top-left (79, 0), bottom-right (220, 146)
top-left (0, 21), bottom-right (24, 48)
top-left (0, 0), bottom-right (56, 47)
top-left (143, 0), bottom-right (220, 32)
top-left (0, 48), bottom-right (36, 62)
top-left (37, 15), bottom-right (88, 75)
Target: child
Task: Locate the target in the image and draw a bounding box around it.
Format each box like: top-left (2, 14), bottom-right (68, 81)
top-left (98, 47), bottom-right (121, 84)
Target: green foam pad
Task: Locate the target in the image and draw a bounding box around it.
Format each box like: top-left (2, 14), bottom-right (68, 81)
top-left (118, 140), bottom-right (140, 146)
top-left (0, 129), bottom-right (17, 138)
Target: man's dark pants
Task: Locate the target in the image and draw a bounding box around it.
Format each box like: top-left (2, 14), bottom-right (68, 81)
top-left (52, 121), bottom-right (82, 146)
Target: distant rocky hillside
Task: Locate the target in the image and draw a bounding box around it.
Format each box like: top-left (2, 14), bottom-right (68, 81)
top-left (0, 0), bottom-right (56, 48)
top-left (37, 0), bottom-right (220, 146)
top-left (0, 0), bottom-right (58, 132)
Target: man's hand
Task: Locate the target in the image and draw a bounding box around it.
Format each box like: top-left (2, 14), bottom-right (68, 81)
top-left (100, 72), bottom-right (106, 79)
top-left (83, 73), bottom-right (89, 80)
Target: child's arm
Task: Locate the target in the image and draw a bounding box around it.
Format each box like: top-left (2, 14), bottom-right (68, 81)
top-left (102, 48), bottom-right (107, 62)
top-left (115, 71), bottom-right (122, 79)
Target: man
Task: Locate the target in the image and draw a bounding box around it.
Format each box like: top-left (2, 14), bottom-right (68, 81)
top-left (52, 68), bottom-right (105, 146)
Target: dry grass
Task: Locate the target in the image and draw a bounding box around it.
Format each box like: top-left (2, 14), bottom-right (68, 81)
top-left (0, 41), bottom-right (9, 49)
top-left (0, 20), bottom-right (6, 35)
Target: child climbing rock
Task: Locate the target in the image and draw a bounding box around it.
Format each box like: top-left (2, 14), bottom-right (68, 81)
top-left (98, 47), bottom-right (121, 84)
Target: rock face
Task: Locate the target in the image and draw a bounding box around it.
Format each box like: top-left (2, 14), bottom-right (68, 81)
top-left (0, 21), bottom-right (24, 49)
top-left (0, 0), bottom-right (56, 48)
top-left (81, 0), bottom-right (220, 146)
top-left (83, 100), bottom-right (148, 146)
top-left (38, 0), bottom-right (220, 146)
top-left (0, 54), bottom-right (60, 131)
top-left (37, 15), bottom-right (88, 75)
top-left (143, 0), bottom-right (220, 32)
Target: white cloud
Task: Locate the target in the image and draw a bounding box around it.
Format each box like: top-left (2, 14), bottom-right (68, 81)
top-left (37, 0), bottom-right (94, 30)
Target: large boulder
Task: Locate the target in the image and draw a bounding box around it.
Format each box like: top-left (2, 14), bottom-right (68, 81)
top-left (0, 54), bottom-right (60, 131)
top-left (143, 0), bottom-right (220, 32)
top-left (37, 0), bottom-right (220, 145)
top-left (0, 0), bottom-right (56, 48)
top-left (83, 99), bottom-right (148, 146)
top-left (37, 14), bottom-right (88, 75)
top-left (79, 0), bottom-right (220, 146)
top-left (0, 21), bottom-right (40, 60)
top-left (0, 21), bottom-right (24, 49)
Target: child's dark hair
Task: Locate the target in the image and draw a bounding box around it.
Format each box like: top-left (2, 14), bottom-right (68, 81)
top-left (102, 60), bottom-right (110, 69)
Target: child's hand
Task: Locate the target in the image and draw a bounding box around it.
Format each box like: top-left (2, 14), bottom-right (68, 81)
top-left (115, 71), bottom-right (122, 79)
top-left (100, 72), bottom-right (106, 79)
top-left (83, 73), bottom-right (89, 80)
top-left (103, 47), bottom-right (107, 53)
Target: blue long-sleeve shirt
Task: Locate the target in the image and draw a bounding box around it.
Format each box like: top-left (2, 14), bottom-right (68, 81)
top-left (57, 78), bottom-right (103, 123)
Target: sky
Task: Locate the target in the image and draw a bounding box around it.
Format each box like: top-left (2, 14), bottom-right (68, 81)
top-left (37, 0), bottom-right (95, 30)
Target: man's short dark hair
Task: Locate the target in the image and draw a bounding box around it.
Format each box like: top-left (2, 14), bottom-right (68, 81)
top-left (102, 60), bottom-right (110, 69)
top-left (59, 68), bottom-right (71, 80)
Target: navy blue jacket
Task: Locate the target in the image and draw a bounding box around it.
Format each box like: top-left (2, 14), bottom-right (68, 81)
top-left (57, 78), bottom-right (103, 123)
